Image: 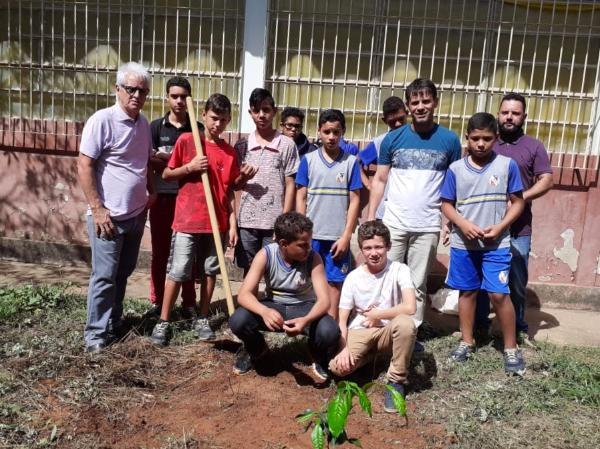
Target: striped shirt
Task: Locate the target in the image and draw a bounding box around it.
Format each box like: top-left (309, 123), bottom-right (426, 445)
top-left (296, 148), bottom-right (362, 240)
top-left (440, 152), bottom-right (523, 250)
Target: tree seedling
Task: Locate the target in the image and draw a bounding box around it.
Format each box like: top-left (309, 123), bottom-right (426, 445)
top-left (296, 381), bottom-right (407, 449)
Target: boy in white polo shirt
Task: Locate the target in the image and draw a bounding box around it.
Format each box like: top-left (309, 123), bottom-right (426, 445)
top-left (330, 220), bottom-right (417, 413)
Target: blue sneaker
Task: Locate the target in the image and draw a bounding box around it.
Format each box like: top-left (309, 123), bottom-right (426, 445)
top-left (504, 348), bottom-right (526, 376)
top-left (413, 340), bottom-right (425, 353)
top-left (449, 341), bottom-right (475, 362)
top-left (384, 381), bottom-right (405, 413)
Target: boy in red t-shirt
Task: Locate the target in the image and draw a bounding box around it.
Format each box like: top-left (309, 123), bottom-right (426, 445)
top-left (151, 93), bottom-right (239, 346)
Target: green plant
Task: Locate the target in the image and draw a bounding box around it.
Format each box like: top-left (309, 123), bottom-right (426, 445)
top-left (0, 283), bottom-right (75, 321)
top-left (297, 381), bottom-right (406, 448)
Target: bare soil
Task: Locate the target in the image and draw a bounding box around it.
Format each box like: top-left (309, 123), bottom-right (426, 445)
top-left (29, 336), bottom-right (448, 449)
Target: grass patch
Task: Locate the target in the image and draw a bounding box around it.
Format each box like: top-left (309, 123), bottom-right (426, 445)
top-left (412, 336), bottom-right (600, 449)
top-left (0, 283), bottom-right (78, 321)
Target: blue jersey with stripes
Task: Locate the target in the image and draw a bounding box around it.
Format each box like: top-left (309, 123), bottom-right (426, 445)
top-left (440, 152), bottom-right (523, 250)
top-left (378, 124), bottom-right (461, 232)
top-left (296, 148), bottom-right (362, 240)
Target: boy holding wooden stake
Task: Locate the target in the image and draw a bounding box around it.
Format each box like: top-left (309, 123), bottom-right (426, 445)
top-left (150, 94), bottom-right (239, 346)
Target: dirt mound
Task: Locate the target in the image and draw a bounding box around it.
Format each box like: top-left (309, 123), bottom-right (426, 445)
top-left (34, 335), bottom-right (445, 449)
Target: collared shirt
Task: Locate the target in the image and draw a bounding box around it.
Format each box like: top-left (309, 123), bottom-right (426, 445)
top-left (494, 131), bottom-right (552, 236)
top-left (235, 130), bottom-right (299, 230)
top-left (150, 112), bottom-right (204, 194)
top-left (79, 103), bottom-right (152, 220)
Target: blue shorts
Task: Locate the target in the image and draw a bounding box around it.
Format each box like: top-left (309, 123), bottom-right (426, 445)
top-left (446, 247), bottom-right (511, 294)
top-left (311, 239), bottom-right (351, 284)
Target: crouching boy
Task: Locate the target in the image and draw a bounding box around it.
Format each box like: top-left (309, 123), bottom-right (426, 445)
top-left (330, 220), bottom-right (417, 413)
top-left (229, 212), bottom-right (341, 381)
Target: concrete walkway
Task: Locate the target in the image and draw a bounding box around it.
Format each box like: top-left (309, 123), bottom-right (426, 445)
top-left (1, 260), bottom-right (599, 348)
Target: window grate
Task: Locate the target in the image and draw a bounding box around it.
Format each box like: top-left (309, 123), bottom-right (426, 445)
top-left (266, 0), bottom-right (600, 166)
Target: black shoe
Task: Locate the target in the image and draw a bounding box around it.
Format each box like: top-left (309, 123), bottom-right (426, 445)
top-left (233, 347), bottom-right (254, 375)
top-left (85, 342), bottom-right (106, 354)
top-left (106, 318), bottom-right (125, 343)
top-left (311, 362), bottom-right (331, 382)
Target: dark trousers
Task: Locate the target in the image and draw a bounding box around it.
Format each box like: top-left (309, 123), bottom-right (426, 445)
top-left (229, 300), bottom-right (341, 365)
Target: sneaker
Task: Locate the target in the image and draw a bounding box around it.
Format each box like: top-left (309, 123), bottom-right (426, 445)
top-left (85, 342), bottom-right (106, 354)
top-left (449, 341), bottom-right (475, 362)
top-left (150, 321), bottom-right (171, 346)
top-left (413, 340), bottom-right (425, 354)
top-left (233, 347), bottom-right (254, 375)
top-left (504, 348), bottom-right (526, 376)
top-left (193, 317), bottom-right (216, 341)
top-left (311, 362), bottom-right (331, 382)
top-left (384, 381), bottom-right (405, 413)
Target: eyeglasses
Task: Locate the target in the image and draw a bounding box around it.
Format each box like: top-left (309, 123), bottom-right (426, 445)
top-left (120, 85), bottom-right (150, 96)
top-left (283, 122), bottom-right (302, 130)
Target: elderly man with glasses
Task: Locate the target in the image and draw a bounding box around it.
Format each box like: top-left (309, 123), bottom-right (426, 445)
top-left (77, 62), bottom-right (156, 353)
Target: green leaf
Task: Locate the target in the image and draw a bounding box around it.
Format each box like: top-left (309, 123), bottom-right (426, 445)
top-left (327, 391), bottom-right (350, 439)
top-left (50, 424), bottom-right (58, 441)
top-left (348, 437), bottom-right (362, 447)
top-left (296, 410), bottom-right (317, 423)
top-left (355, 387), bottom-right (372, 417)
top-left (337, 380), bottom-right (349, 391)
top-left (311, 422), bottom-right (325, 449)
top-left (385, 385), bottom-right (407, 416)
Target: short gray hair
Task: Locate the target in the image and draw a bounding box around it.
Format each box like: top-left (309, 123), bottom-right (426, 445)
top-left (116, 62), bottom-right (150, 85)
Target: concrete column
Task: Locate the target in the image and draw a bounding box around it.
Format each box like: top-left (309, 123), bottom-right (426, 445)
top-left (239, 0), bottom-right (269, 133)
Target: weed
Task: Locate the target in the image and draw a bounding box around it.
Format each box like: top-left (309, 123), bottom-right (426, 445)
top-left (0, 283), bottom-right (76, 321)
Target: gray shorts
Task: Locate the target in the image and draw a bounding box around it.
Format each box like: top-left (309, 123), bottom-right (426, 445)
top-left (167, 232), bottom-right (225, 281)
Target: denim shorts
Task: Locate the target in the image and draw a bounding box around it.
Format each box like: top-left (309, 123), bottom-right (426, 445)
top-left (446, 246), bottom-right (512, 294)
top-left (167, 232), bottom-right (225, 281)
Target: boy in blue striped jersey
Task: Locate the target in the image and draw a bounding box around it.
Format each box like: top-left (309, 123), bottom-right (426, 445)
top-left (440, 112), bottom-right (526, 376)
top-left (296, 109), bottom-right (363, 320)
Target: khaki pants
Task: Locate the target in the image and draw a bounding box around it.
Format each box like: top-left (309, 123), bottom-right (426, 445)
top-left (330, 314), bottom-right (416, 383)
top-left (387, 228), bottom-right (440, 327)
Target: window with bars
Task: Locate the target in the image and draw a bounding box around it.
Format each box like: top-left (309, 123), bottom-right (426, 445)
top-left (1, 0), bottom-right (599, 163)
top-left (0, 0), bottom-right (245, 127)
top-left (266, 0), bottom-right (600, 163)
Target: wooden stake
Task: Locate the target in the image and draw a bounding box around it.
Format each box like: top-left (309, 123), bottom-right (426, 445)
top-left (185, 96), bottom-right (235, 315)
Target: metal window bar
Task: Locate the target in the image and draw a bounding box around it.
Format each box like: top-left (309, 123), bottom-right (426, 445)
top-left (265, 0), bottom-right (600, 167)
top-left (0, 0), bottom-right (245, 146)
